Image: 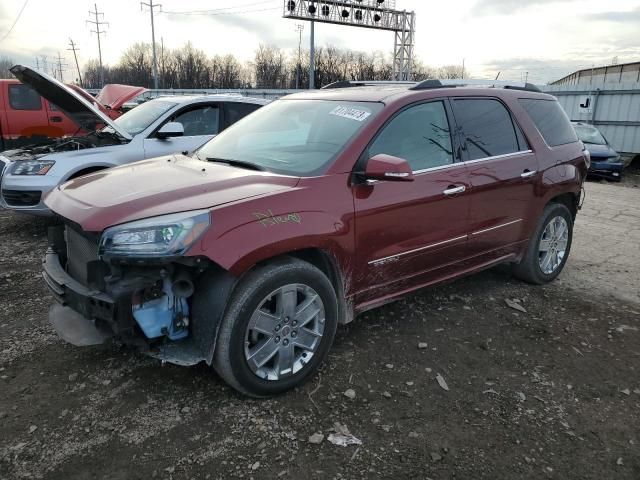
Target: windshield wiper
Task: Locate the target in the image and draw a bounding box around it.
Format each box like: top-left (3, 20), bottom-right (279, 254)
top-left (206, 157), bottom-right (265, 171)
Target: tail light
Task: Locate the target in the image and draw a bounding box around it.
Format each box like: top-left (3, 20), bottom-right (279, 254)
top-left (581, 142), bottom-right (591, 169)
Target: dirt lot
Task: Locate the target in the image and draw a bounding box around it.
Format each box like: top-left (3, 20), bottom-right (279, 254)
top-left (1, 182), bottom-right (639, 480)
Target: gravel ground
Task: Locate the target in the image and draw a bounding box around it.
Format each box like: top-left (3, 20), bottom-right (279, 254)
top-left (1, 183), bottom-right (639, 480)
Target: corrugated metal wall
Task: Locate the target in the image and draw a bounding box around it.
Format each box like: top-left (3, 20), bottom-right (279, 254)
top-left (542, 84), bottom-right (640, 156)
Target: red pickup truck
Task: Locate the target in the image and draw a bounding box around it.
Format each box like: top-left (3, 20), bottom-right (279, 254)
top-left (0, 79), bottom-right (145, 151)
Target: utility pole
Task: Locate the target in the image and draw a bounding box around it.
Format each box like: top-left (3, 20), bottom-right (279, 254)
top-left (141, 0), bottom-right (161, 90)
top-left (309, 20), bottom-right (315, 89)
top-left (462, 58), bottom-right (465, 79)
top-left (160, 37), bottom-right (164, 89)
top-left (67, 38), bottom-right (83, 87)
top-left (56, 52), bottom-right (67, 82)
top-left (295, 24), bottom-right (304, 90)
top-left (87, 3), bottom-right (108, 88)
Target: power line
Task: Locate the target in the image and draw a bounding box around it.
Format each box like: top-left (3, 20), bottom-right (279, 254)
top-left (163, 6), bottom-right (280, 17)
top-left (0, 0), bottom-right (30, 42)
top-left (163, 1), bottom-right (273, 15)
top-left (87, 3), bottom-right (108, 88)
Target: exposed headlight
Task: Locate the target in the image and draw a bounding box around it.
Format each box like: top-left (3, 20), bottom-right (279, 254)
top-left (99, 210), bottom-right (210, 258)
top-left (11, 160), bottom-right (55, 175)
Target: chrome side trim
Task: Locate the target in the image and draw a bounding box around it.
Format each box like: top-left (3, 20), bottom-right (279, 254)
top-left (463, 150), bottom-right (533, 166)
top-left (369, 235), bottom-right (467, 265)
top-left (411, 150), bottom-right (533, 176)
top-left (471, 219), bottom-right (523, 236)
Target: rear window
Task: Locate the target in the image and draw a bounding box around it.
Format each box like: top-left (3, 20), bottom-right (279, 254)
top-left (452, 98), bottom-right (521, 160)
top-left (8, 84), bottom-right (42, 111)
top-left (519, 98), bottom-right (578, 147)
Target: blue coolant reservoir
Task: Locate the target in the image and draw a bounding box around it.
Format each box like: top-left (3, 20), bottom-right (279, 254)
top-left (132, 279), bottom-right (189, 341)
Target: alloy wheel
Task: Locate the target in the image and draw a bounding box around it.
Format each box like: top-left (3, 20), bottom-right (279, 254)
top-left (538, 216), bottom-right (569, 275)
top-left (244, 284), bottom-right (325, 381)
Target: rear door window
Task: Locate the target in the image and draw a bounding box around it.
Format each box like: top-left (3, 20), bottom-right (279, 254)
top-left (368, 101), bottom-right (454, 172)
top-left (8, 84), bottom-right (43, 111)
top-left (223, 102), bottom-right (262, 129)
top-left (173, 105), bottom-right (220, 136)
top-left (452, 98), bottom-right (521, 161)
top-left (518, 98), bottom-right (578, 147)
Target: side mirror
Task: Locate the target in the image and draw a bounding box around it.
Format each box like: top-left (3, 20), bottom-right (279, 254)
top-left (364, 153), bottom-right (414, 182)
top-left (157, 122), bottom-right (184, 139)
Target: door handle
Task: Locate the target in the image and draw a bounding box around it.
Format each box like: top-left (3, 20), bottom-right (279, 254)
top-left (49, 116), bottom-right (63, 123)
top-left (521, 170), bottom-right (537, 179)
top-left (443, 185), bottom-right (466, 196)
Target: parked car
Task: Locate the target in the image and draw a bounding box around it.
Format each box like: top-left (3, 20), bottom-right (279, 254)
top-left (0, 65), bottom-right (269, 215)
top-left (0, 77), bottom-right (143, 151)
top-left (41, 79), bottom-right (588, 397)
top-left (571, 122), bottom-right (624, 181)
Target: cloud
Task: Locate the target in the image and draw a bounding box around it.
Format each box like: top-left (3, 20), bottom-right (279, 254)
top-left (585, 7), bottom-right (640, 23)
top-left (470, 0), bottom-right (581, 16)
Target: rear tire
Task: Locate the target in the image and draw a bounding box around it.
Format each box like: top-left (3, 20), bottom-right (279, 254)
top-left (214, 257), bottom-right (338, 397)
top-left (512, 203), bottom-right (573, 285)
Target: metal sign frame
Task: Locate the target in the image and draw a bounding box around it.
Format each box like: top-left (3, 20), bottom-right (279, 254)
top-left (283, 0), bottom-right (415, 83)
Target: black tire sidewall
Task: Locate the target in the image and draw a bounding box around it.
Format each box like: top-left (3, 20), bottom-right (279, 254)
top-left (225, 264), bottom-right (337, 396)
top-left (530, 203), bottom-right (574, 283)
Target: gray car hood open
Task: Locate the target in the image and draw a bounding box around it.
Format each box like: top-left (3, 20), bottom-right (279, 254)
top-left (10, 65), bottom-right (132, 141)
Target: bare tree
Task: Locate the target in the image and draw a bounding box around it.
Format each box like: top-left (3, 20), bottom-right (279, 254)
top-left (80, 41), bottom-right (445, 89)
top-left (254, 45), bottom-right (286, 89)
top-left (0, 56), bottom-right (14, 79)
top-left (438, 65), bottom-right (465, 79)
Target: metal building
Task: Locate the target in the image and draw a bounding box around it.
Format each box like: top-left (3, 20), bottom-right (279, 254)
top-left (543, 62), bottom-right (640, 163)
top-left (551, 61), bottom-right (640, 87)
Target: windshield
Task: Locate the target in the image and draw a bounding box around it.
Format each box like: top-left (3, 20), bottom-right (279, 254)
top-left (107, 100), bottom-right (176, 136)
top-left (197, 99), bottom-right (383, 176)
top-left (574, 124), bottom-right (607, 145)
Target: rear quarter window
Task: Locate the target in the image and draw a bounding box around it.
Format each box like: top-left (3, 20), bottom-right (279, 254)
top-left (518, 98), bottom-right (578, 147)
top-left (8, 84), bottom-right (43, 111)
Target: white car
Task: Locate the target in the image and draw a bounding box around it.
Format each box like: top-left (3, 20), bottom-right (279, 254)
top-left (0, 65), bottom-right (270, 215)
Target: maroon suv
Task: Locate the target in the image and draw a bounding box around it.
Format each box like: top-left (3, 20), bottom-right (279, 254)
top-left (42, 80), bottom-right (588, 396)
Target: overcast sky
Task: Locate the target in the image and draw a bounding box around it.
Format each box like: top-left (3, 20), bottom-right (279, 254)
top-left (0, 0), bottom-right (638, 84)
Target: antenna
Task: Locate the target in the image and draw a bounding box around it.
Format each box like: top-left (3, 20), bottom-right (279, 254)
top-left (87, 3), bottom-right (108, 88)
top-left (67, 38), bottom-right (83, 87)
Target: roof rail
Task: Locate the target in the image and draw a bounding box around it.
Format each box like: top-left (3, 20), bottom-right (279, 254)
top-left (410, 79), bottom-right (541, 92)
top-left (322, 80), bottom-right (417, 89)
top-left (321, 79), bottom-right (542, 92)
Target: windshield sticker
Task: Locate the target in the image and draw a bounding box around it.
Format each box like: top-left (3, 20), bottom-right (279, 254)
top-left (329, 105), bottom-right (372, 122)
top-left (254, 210), bottom-right (302, 227)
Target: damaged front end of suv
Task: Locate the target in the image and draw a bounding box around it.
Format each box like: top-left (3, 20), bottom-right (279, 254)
top-left (44, 209), bottom-right (233, 366)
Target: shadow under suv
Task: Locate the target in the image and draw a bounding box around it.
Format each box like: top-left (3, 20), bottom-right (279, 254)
top-left (41, 79), bottom-right (589, 397)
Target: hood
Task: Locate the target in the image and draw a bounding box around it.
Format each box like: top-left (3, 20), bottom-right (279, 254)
top-left (584, 143), bottom-right (617, 159)
top-left (95, 84), bottom-right (147, 110)
top-left (9, 65), bottom-right (132, 141)
top-left (44, 154), bottom-right (300, 232)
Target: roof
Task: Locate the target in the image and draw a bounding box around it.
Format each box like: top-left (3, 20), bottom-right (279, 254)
top-left (283, 82), bottom-right (552, 104)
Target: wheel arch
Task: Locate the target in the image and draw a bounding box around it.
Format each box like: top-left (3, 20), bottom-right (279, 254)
top-left (547, 191), bottom-right (580, 219)
top-left (193, 247), bottom-right (352, 366)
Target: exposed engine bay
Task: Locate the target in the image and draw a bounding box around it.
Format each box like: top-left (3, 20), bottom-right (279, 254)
top-left (2, 131), bottom-right (124, 161)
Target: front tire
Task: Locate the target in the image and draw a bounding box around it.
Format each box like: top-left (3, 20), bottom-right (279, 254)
top-left (512, 203), bottom-right (574, 285)
top-left (214, 257), bottom-right (338, 397)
